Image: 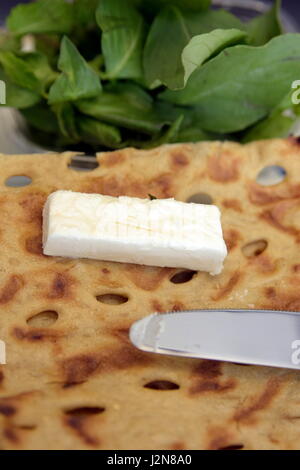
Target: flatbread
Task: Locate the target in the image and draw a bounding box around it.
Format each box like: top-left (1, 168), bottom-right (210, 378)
top-left (1, 138), bottom-right (300, 450)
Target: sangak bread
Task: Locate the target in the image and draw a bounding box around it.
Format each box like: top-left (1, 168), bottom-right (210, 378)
top-left (1, 138), bottom-right (300, 450)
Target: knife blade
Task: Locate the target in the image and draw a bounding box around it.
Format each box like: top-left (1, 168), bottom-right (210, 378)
top-left (129, 309), bottom-right (300, 369)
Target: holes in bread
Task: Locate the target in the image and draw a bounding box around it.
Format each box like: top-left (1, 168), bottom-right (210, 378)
top-left (64, 407), bottom-right (105, 417)
top-left (256, 165), bottom-right (287, 186)
top-left (242, 239), bottom-right (268, 258)
top-left (187, 193), bottom-right (213, 205)
top-left (218, 444), bottom-right (244, 450)
top-left (170, 270), bottom-right (197, 284)
top-left (96, 293), bottom-right (129, 305)
top-left (5, 175), bottom-right (32, 187)
top-left (68, 155), bottom-right (99, 172)
top-left (144, 380), bottom-right (180, 391)
top-left (26, 310), bottom-right (58, 327)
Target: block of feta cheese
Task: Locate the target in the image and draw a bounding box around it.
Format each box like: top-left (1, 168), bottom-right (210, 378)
top-left (43, 190), bottom-right (227, 275)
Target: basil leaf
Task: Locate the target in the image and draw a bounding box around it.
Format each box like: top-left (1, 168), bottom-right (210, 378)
top-left (161, 34), bottom-right (300, 133)
top-left (73, 0), bottom-right (99, 31)
top-left (52, 102), bottom-right (79, 140)
top-left (19, 52), bottom-right (58, 92)
top-left (0, 51), bottom-right (42, 94)
top-left (242, 91), bottom-right (299, 142)
top-left (21, 103), bottom-right (59, 133)
top-left (96, 0), bottom-right (146, 79)
top-left (0, 31), bottom-right (20, 52)
top-left (0, 67), bottom-right (40, 109)
top-left (78, 116), bottom-right (122, 148)
top-left (247, 0), bottom-right (282, 46)
top-left (242, 110), bottom-right (294, 142)
top-left (76, 83), bottom-right (170, 135)
top-left (182, 28), bottom-right (247, 87)
top-left (143, 7), bottom-right (245, 89)
top-left (7, 0), bottom-right (74, 37)
top-left (48, 36), bottom-right (102, 104)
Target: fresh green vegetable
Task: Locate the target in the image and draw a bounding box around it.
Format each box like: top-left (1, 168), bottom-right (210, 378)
top-left (143, 7), bottom-right (245, 89)
top-left (247, 0), bottom-right (282, 46)
top-left (1, 0), bottom-right (298, 151)
top-left (7, 0), bottom-right (74, 36)
top-left (96, 0), bottom-right (146, 80)
top-left (161, 35), bottom-right (300, 133)
top-left (48, 36), bottom-right (101, 104)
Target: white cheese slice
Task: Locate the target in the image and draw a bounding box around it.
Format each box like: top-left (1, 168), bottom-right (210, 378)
top-left (43, 190), bottom-right (227, 275)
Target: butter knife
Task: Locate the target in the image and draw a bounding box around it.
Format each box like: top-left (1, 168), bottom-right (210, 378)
top-left (129, 310), bottom-right (300, 369)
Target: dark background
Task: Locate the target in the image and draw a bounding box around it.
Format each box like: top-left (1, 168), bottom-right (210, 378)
top-left (0, 0), bottom-right (300, 20)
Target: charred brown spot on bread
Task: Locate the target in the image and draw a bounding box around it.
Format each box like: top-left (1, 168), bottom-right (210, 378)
top-left (169, 441), bottom-right (186, 450)
top-left (293, 264), bottom-right (300, 273)
top-left (47, 272), bottom-right (75, 300)
top-left (190, 378), bottom-right (236, 395)
top-left (62, 354), bottom-right (101, 386)
top-left (151, 300), bottom-right (164, 312)
top-left (248, 182), bottom-right (300, 206)
top-left (62, 346), bottom-right (150, 386)
top-left (64, 407), bottom-right (104, 447)
top-left (261, 200), bottom-right (300, 240)
top-left (251, 255), bottom-right (277, 274)
top-left (0, 404), bottom-right (16, 417)
top-left (19, 191), bottom-right (47, 223)
top-left (13, 327), bottom-right (60, 342)
top-left (102, 151), bottom-right (125, 167)
top-left (234, 378), bottom-right (282, 423)
top-left (207, 428), bottom-right (243, 450)
top-left (149, 173), bottom-right (173, 198)
top-left (189, 361), bottom-right (235, 395)
top-left (222, 199), bottom-right (242, 212)
top-left (264, 287), bottom-right (277, 299)
top-left (3, 427), bottom-right (19, 444)
top-left (110, 327), bottom-right (130, 343)
top-left (126, 264), bottom-right (171, 291)
top-left (208, 151), bottom-right (240, 182)
top-left (25, 234), bottom-right (44, 256)
top-left (263, 286), bottom-right (300, 311)
top-left (171, 151), bottom-right (189, 168)
top-left (192, 360), bottom-right (223, 379)
top-left (224, 229), bottom-right (241, 252)
top-left (212, 272), bottom-right (241, 301)
top-left (0, 275), bottom-right (24, 304)
top-left (171, 302), bottom-right (185, 312)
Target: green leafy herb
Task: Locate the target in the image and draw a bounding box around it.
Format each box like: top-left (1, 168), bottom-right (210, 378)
top-left (7, 0), bottom-right (74, 36)
top-left (2, 0), bottom-right (299, 149)
top-left (247, 0), bottom-right (282, 46)
top-left (48, 36), bottom-right (102, 104)
top-left (0, 68), bottom-right (41, 109)
top-left (77, 115), bottom-right (122, 148)
top-left (76, 83), bottom-right (171, 135)
top-left (161, 34), bottom-right (300, 133)
top-left (96, 0), bottom-right (146, 80)
top-left (143, 7), bottom-right (245, 89)
top-left (0, 51), bottom-right (43, 94)
top-left (21, 103), bottom-right (59, 133)
top-left (53, 102), bottom-right (79, 140)
top-left (181, 28), bottom-right (247, 87)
